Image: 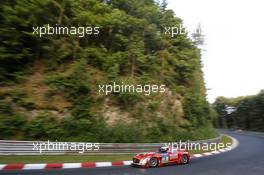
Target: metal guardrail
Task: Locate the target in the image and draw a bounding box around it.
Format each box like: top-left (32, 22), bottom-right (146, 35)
top-left (0, 136), bottom-right (221, 155)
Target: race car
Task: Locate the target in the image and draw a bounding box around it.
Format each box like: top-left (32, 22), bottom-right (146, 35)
top-left (131, 146), bottom-right (190, 168)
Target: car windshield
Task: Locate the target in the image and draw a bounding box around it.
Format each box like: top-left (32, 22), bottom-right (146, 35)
top-left (158, 148), bottom-right (167, 153)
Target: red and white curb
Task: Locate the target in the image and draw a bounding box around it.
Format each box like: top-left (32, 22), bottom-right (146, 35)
top-left (0, 135), bottom-right (239, 171)
top-left (0, 161), bottom-right (133, 171)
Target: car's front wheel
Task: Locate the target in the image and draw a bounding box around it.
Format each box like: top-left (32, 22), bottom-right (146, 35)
top-left (149, 157), bottom-right (158, 167)
top-left (180, 154), bottom-right (189, 164)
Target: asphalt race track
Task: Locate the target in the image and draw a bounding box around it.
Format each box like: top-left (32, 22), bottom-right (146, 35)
top-left (1, 130), bottom-right (264, 175)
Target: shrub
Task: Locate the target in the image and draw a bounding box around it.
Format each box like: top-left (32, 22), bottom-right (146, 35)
top-left (8, 89), bottom-right (35, 109)
top-left (0, 113), bottom-right (26, 139)
top-left (24, 111), bottom-right (63, 140)
top-left (116, 92), bottom-right (142, 108)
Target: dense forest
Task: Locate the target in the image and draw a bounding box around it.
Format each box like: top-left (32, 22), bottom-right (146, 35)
top-left (0, 0), bottom-right (216, 142)
top-left (213, 90), bottom-right (264, 131)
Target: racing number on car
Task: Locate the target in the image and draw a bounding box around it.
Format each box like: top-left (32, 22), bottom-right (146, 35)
top-left (161, 153), bottom-right (169, 163)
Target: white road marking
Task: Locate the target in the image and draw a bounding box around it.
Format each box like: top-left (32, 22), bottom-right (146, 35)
top-left (23, 164), bottom-right (46, 170)
top-left (0, 165), bottom-right (6, 170)
top-left (211, 150), bottom-right (220, 154)
top-left (63, 163), bottom-right (81, 169)
top-left (95, 162), bottom-right (112, 167)
top-left (203, 152), bottom-right (212, 156)
top-left (123, 161), bottom-right (133, 165)
top-left (193, 154), bottom-right (203, 157)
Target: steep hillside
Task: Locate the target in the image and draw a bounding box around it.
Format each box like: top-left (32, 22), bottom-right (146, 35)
top-left (0, 0), bottom-right (216, 142)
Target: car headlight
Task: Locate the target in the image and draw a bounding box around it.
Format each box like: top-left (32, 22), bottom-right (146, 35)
top-left (140, 157), bottom-right (150, 165)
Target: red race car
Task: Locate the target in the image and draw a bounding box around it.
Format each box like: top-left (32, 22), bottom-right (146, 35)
top-left (131, 146), bottom-right (190, 168)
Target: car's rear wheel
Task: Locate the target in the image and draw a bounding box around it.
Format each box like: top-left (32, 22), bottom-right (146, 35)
top-left (149, 157), bottom-right (158, 167)
top-left (181, 154), bottom-right (189, 164)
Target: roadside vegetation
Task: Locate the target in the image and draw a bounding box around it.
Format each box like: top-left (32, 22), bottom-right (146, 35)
top-left (213, 91), bottom-right (264, 131)
top-left (0, 0), bottom-right (216, 142)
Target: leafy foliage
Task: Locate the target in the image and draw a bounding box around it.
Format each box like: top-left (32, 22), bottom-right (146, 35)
top-left (0, 0), bottom-right (215, 142)
top-left (213, 90), bottom-right (264, 131)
